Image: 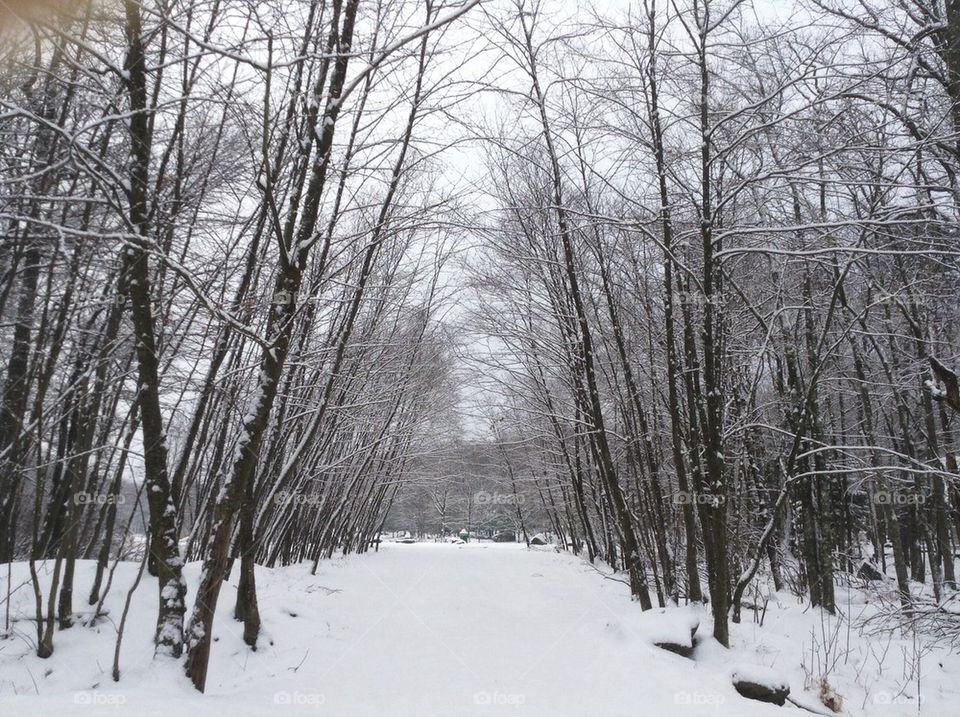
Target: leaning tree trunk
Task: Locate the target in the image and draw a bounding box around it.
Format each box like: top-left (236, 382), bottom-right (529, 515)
top-left (643, 0), bottom-right (702, 604)
top-left (692, 0), bottom-right (730, 646)
top-left (121, 0), bottom-right (187, 656)
top-left (518, 11), bottom-right (652, 610)
top-left (0, 45), bottom-right (69, 562)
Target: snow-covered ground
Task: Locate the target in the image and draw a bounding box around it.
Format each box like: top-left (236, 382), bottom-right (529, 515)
top-left (1, 543), bottom-right (956, 715)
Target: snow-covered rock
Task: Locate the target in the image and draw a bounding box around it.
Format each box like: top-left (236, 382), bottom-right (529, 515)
top-left (646, 607), bottom-right (700, 658)
top-left (731, 664), bottom-right (790, 706)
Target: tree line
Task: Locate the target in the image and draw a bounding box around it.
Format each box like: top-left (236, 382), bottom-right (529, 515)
top-left (0, 0), bottom-right (477, 689)
top-left (465, 0), bottom-right (960, 649)
top-left (1, 0), bottom-right (959, 693)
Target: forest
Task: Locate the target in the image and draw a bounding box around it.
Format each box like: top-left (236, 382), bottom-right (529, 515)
top-left (0, 0), bottom-right (958, 713)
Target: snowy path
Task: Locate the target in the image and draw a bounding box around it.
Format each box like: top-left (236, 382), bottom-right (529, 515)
top-left (252, 542), bottom-right (770, 716)
top-left (3, 544), bottom-right (797, 715)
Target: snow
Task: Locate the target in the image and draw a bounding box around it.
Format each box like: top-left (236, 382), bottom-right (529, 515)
top-left (731, 663), bottom-right (789, 692)
top-left (1, 544), bottom-right (957, 716)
